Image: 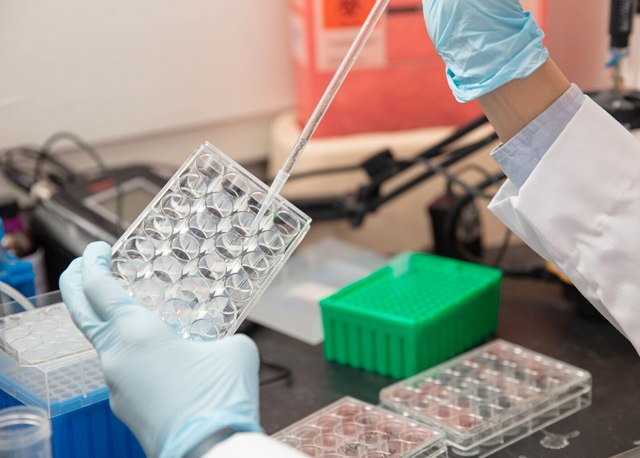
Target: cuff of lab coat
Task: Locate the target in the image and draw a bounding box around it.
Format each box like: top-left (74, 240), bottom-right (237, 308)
top-left (491, 84), bottom-right (584, 188)
top-left (203, 433), bottom-right (307, 458)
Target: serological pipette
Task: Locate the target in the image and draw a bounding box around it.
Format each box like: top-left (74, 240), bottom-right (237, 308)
top-left (251, 0), bottom-right (391, 231)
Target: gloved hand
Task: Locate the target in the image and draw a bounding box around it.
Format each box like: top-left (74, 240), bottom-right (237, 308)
top-left (423, 0), bottom-right (549, 102)
top-left (59, 242), bottom-right (262, 458)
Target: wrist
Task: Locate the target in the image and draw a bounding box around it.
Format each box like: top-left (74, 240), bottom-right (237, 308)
top-left (478, 59), bottom-right (571, 142)
top-left (160, 412), bottom-right (263, 458)
top-left (183, 428), bottom-right (239, 458)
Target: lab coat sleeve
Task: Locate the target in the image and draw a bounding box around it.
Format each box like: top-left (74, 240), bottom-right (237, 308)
top-left (489, 96), bottom-right (640, 355)
top-left (202, 432), bottom-right (307, 457)
top-left (492, 84), bottom-right (584, 188)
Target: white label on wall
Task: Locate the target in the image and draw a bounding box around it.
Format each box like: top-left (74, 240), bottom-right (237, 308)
top-left (289, 8), bottom-right (308, 65)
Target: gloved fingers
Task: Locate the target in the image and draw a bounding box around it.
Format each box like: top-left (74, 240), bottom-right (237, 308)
top-left (229, 335), bottom-right (261, 424)
top-left (59, 257), bottom-right (104, 342)
top-left (81, 241), bottom-right (138, 321)
top-left (223, 334), bottom-right (260, 373)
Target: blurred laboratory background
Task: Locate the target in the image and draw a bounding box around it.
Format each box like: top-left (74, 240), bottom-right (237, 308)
top-left (1, 0), bottom-right (626, 290)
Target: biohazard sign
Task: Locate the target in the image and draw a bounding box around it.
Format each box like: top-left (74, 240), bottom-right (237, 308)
top-left (323, 0), bottom-right (377, 29)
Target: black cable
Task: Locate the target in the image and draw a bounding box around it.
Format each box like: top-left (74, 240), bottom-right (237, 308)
top-left (38, 132), bottom-right (108, 181)
top-left (288, 165), bottom-right (362, 181)
top-left (39, 132), bottom-right (124, 235)
top-left (372, 131), bottom-right (499, 210)
top-left (418, 159), bottom-right (512, 266)
top-left (0, 145), bottom-right (77, 186)
top-left (419, 115), bottom-right (490, 160)
top-left (371, 120), bottom-right (496, 203)
top-left (442, 171), bottom-right (509, 266)
top-left (411, 157), bottom-right (496, 200)
top-left (491, 229), bottom-right (512, 268)
top-left (446, 163), bottom-right (494, 184)
top-left (260, 358), bottom-right (293, 386)
top-left (283, 116), bottom-right (494, 227)
top-left (236, 322), bottom-right (293, 387)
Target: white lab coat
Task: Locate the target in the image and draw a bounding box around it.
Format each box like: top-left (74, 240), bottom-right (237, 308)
top-left (203, 433), bottom-right (306, 457)
top-left (204, 96), bottom-right (640, 456)
top-left (489, 96), bottom-right (640, 354)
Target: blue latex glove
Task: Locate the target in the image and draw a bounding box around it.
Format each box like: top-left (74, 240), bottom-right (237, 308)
top-left (423, 0), bottom-right (549, 102)
top-left (59, 242), bottom-right (262, 458)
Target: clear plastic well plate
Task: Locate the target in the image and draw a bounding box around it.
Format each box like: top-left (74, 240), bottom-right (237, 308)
top-left (0, 304), bottom-right (93, 365)
top-left (0, 292), bottom-right (107, 418)
top-left (272, 397), bottom-right (446, 458)
top-left (380, 340), bottom-right (592, 457)
top-left (111, 142), bottom-right (311, 341)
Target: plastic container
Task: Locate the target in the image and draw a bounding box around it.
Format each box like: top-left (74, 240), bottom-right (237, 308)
top-left (249, 238), bottom-right (388, 344)
top-left (0, 304), bottom-right (93, 365)
top-left (380, 340), bottom-right (592, 457)
top-left (111, 142), bottom-right (311, 341)
top-left (0, 292), bottom-right (143, 458)
top-left (0, 406), bottom-right (51, 458)
top-left (272, 397), bottom-right (447, 457)
top-left (288, 0), bottom-right (546, 138)
top-left (320, 253), bottom-right (502, 378)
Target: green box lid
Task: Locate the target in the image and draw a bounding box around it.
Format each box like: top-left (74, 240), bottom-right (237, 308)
top-left (320, 252), bottom-right (502, 325)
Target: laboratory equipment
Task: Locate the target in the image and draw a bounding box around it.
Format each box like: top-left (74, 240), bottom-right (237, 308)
top-left (320, 252), bottom-right (502, 378)
top-left (252, 0), bottom-right (391, 229)
top-left (0, 292), bottom-right (144, 457)
top-left (590, 0), bottom-right (640, 129)
top-left (0, 406), bottom-right (51, 458)
top-left (37, 164), bottom-right (163, 241)
top-left (609, 0), bottom-right (637, 90)
top-left (380, 340), bottom-right (592, 457)
top-left (272, 397), bottom-right (447, 458)
top-left (277, 116), bottom-right (498, 228)
top-left (0, 146), bottom-right (168, 289)
top-left (111, 142), bottom-right (311, 340)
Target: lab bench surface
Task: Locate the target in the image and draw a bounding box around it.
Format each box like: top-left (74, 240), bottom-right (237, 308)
top-left (253, 276), bottom-right (640, 458)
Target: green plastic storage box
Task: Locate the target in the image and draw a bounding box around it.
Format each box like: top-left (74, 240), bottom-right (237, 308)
top-left (320, 252), bottom-right (502, 379)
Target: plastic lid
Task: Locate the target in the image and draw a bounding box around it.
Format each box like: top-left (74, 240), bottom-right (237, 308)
top-left (321, 253), bottom-right (503, 322)
top-left (0, 406), bottom-right (51, 451)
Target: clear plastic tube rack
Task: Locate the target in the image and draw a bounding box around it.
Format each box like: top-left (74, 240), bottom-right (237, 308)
top-left (0, 292), bottom-right (107, 419)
